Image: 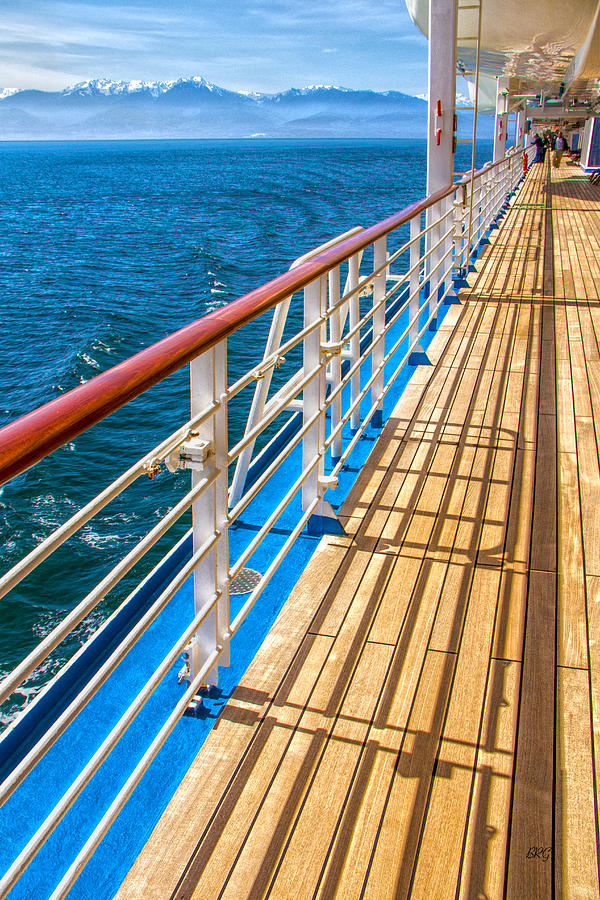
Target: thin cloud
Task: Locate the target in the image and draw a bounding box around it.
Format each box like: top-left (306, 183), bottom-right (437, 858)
top-left (0, 0), bottom-right (429, 95)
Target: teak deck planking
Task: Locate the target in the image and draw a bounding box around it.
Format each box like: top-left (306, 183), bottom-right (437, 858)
top-left (116, 159), bottom-right (600, 899)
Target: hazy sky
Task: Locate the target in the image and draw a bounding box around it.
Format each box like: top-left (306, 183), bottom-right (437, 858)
top-left (0, 0), bottom-right (430, 94)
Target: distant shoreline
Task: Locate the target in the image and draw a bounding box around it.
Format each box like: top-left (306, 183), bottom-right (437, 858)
top-left (0, 135), bottom-right (493, 146)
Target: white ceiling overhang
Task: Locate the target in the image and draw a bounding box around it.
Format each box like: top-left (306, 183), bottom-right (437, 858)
top-left (406, 0), bottom-right (600, 110)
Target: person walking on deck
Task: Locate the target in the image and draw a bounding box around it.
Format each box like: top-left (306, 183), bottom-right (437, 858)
top-left (532, 133), bottom-right (546, 163)
top-left (553, 131), bottom-right (566, 168)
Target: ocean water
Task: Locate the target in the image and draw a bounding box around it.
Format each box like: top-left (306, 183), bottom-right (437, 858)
top-left (0, 137), bottom-right (493, 721)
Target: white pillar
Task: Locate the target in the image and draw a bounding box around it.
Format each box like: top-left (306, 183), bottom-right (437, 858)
top-left (190, 341), bottom-right (230, 684)
top-left (493, 76), bottom-right (509, 162)
top-left (515, 106), bottom-right (525, 149)
top-left (426, 0), bottom-right (457, 194)
top-left (426, 0), bottom-right (457, 323)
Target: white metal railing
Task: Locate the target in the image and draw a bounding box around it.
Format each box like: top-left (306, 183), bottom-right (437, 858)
top-left (0, 146), bottom-right (528, 898)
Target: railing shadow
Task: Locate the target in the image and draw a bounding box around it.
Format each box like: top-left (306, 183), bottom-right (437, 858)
top-left (165, 179), bottom-right (554, 898)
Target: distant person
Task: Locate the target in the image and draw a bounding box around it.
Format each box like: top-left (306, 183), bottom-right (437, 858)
top-left (532, 134), bottom-right (546, 163)
top-left (553, 132), bottom-right (566, 168)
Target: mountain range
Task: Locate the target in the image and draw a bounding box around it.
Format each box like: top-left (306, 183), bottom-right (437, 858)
top-left (0, 76), bottom-right (489, 141)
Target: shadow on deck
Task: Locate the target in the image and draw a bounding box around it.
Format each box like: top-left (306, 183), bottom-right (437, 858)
top-left (115, 160), bottom-right (600, 900)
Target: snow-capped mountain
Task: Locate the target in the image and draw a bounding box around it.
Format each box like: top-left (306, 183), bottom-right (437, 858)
top-left (0, 76), bottom-right (489, 140)
top-left (62, 76), bottom-right (229, 98)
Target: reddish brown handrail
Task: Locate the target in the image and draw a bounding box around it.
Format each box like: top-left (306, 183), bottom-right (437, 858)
top-left (0, 154), bottom-right (511, 487)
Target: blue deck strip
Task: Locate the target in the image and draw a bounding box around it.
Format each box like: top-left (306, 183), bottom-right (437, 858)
top-left (0, 196), bottom-right (515, 898)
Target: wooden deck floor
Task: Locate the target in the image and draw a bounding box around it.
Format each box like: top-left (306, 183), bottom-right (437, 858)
top-left (116, 159), bottom-right (600, 899)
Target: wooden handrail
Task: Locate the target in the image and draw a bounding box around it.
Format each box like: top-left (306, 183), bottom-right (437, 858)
top-left (0, 153), bottom-right (514, 487)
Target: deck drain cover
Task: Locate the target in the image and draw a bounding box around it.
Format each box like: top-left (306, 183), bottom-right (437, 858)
top-left (230, 567), bottom-right (262, 595)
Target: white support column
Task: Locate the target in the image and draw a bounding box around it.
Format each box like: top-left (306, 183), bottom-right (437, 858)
top-left (493, 76), bottom-right (510, 162)
top-left (190, 340), bottom-right (230, 685)
top-left (426, 0), bottom-right (457, 328)
top-left (515, 106), bottom-right (525, 150)
top-left (426, 0), bottom-right (457, 195)
top-left (372, 237), bottom-right (386, 428)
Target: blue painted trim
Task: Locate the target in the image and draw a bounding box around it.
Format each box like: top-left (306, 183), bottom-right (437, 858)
top-left (372, 409), bottom-right (383, 428)
top-left (245, 409), bottom-right (303, 491)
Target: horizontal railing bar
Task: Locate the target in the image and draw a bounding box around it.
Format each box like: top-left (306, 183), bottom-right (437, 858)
top-left (227, 363), bottom-right (321, 465)
top-left (0, 470), bottom-right (217, 708)
top-left (239, 268), bottom-right (404, 455)
top-left (384, 202), bottom-right (453, 265)
top-left (0, 526), bottom-right (221, 808)
top-left (228, 401), bottom-right (324, 524)
top-left (329, 276), bottom-right (451, 479)
top-left (230, 260), bottom-right (431, 547)
top-left (326, 247), bottom-right (457, 469)
top-left (0, 590), bottom-right (221, 899)
top-left (0, 156), bottom-right (517, 488)
top-left (226, 264), bottom-right (374, 402)
top-left (229, 449), bottom-right (321, 579)
top-left (0, 399), bottom-right (218, 604)
top-left (226, 264), bottom-right (378, 403)
top-left (229, 495), bottom-right (320, 636)
top-left (48, 646), bottom-right (222, 900)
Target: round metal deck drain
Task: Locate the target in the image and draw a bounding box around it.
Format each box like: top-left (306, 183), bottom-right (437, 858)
top-left (230, 567), bottom-right (262, 595)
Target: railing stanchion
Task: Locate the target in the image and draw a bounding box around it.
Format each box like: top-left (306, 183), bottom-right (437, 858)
top-left (349, 253), bottom-right (360, 431)
top-left (453, 181), bottom-right (465, 281)
top-left (372, 237), bottom-right (387, 426)
top-left (409, 215), bottom-right (421, 352)
top-left (444, 192), bottom-right (453, 298)
top-left (328, 265), bottom-right (342, 461)
top-left (302, 277), bottom-right (327, 532)
top-left (190, 341), bottom-right (229, 682)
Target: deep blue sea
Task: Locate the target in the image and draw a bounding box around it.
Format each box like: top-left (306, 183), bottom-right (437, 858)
top-left (0, 137), bottom-right (493, 721)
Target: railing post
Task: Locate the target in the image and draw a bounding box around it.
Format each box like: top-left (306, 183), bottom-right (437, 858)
top-left (443, 192), bottom-right (454, 300)
top-left (409, 214), bottom-right (422, 353)
top-left (429, 200), bottom-right (441, 325)
top-left (328, 266), bottom-right (342, 462)
top-left (453, 182), bottom-right (466, 282)
top-left (302, 277), bottom-right (340, 534)
top-left (189, 340), bottom-right (230, 684)
top-left (372, 237), bottom-right (387, 427)
top-left (478, 174), bottom-right (485, 241)
top-left (348, 253), bottom-right (360, 432)
top-left (302, 277), bottom-right (323, 520)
